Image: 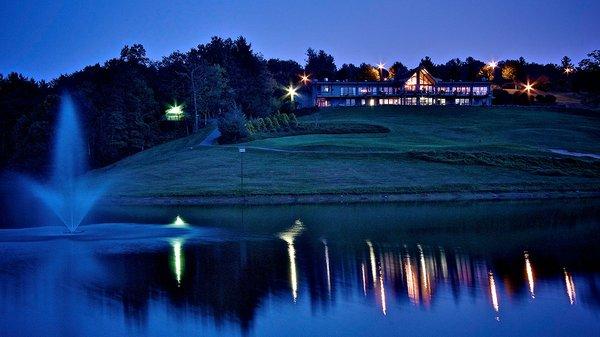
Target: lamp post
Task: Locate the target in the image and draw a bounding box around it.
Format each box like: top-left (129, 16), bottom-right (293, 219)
top-left (239, 147), bottom-right (245, 201)
top-left (377, 62), bottom-right (385, 82)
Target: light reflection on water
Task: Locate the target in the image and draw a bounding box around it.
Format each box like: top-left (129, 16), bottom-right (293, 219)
top-left (1, 200), bottom-right (600, 336)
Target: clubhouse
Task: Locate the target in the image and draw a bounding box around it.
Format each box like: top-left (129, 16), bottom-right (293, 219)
top-left (310, 67), bottom-right (492, 107)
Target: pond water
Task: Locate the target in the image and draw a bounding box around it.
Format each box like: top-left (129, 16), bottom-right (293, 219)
top-left (1, 199), bottom-right (599, 336)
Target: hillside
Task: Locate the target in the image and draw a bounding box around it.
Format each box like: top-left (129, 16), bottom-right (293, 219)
top-left (91, 106), bottom-right (600, 200)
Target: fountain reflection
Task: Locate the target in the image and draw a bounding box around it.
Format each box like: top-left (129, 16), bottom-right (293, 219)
top-left (279, 220), bottom-right (304, 302)
top-left (170, 238), bottom-right (185, 286)
top-left (564, 269), bottom-right (576, 305)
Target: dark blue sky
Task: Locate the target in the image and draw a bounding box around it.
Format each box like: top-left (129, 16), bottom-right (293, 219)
top-left (1, 0), bottom-right (599, 80)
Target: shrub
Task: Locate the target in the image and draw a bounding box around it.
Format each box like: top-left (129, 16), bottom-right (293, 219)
top-left (218, 106), bottom-right (249, 143)
top-left (271, 115), bottom-right (281, 130)
top-left (545, 94), bottom-right (557, 104)
top-left (289, 113), bottom-right (299, 127)
top-left (245, 121), bottom-right (256, 134)
top-left (264, 117), bottom-right (276, 131)
top-left (255, 118), bottom-right (265, 132)
top-left (278, 113), bottom-right (290, 128)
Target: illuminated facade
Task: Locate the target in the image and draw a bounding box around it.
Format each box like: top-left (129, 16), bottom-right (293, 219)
top-left (311, 67), bottom-right (492, 107)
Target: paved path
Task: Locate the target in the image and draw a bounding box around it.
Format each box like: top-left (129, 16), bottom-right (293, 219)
top-left (199, 128), bottom-right (221, 145)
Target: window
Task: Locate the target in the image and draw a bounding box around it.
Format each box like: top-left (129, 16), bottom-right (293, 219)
top-left (369, 98), bottom-right (375, 106)
top-left (345, 98), bottom-right (356, 106)
top-left (341, 86), bottom-right (357, 96)
top-left (473, 87), bottom-right (488, 95)
top-left (317, 98), bottom-right (330, 107)
top-left (455, 98), bottom-right (470, 105)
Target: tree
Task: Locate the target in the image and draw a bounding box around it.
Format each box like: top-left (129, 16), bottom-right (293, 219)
top-left (119, 44), bottom-right (150, 66)
top-left (419, 56), bottom-right (435, 71)
top-left (561, 56), bottom-right (574, 71)
top-left (579, 50), bottom-right (600, 71)
top-left (502, 64), bottom-right (518, 89)
top-left (267, 59), bottom-right (302, 86)
top-left (336, 63), bottom-right (359, 81)
top-left (305, 48), bottom-right (337, 80)
top-left (217, 105), bottom-right (249, 143)
top-left (444, 58), bottom-right (463, 80)
top-left (389, 62), bottom-right (408, 80)
top-left (357, 63), bottom-right (379, 81)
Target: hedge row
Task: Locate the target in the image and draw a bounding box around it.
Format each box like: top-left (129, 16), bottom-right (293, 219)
top-left (245, 113), bottom-right (299, 134)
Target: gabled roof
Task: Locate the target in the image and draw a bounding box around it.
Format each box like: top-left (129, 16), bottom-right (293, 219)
top-left (394, 66), bottom-right (441, 84)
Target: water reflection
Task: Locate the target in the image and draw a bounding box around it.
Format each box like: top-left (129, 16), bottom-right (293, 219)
top-left (1, 200), bottom-right (600, 336)
top-left (278, 220), bottom-right (303, 302)
top-left (489, 272), bottom-right (500, 320)
top-left (170, 238), bottom-right (185, 286)
top-left (565, 269), bottom-right (577, 305)
top-left (525, 252), bottom-right (535, 299)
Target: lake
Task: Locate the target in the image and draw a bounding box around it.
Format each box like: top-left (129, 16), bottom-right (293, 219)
top-left (1, 199), bottom-right (599, 336)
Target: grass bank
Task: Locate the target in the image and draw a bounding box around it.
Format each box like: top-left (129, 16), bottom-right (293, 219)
top-left (91, 106), bottom-right (600, 203)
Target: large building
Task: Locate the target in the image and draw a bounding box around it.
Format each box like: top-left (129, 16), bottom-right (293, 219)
top-left (310, 67), bottom-right (492, 107)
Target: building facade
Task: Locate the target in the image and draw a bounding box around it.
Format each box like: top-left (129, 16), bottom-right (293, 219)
top-left (310, 68), bottom-right (492, 108)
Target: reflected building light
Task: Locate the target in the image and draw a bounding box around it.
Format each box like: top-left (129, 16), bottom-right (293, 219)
top-left (366, 241), bottom-right (377, 283)
top-left (170, 238), bottom-right (185, 286)
top-left (564, 269), bottom-right (576, 305)
top-left (323, 240), bottom-right (331, 296)
top-left (439, 248), bottom-right (449, 280)
top-left (279, 221), bottom-right (304, 302)
top-left (418, 245), bottom-right (431, 305)
top-left (379, 262), bottom-right (387, 316)
top-left (489, 272), bottom-right (500, 320)
top-left (524, 252), bottom-right (535, 299)
top-left (361, 263), bottom-right (367, 296)
top-left (405, 255), bottom-right (420, 304)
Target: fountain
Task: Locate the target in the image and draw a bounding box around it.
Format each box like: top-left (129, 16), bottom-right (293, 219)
top-left (23, 94), bottom-right (106, 233)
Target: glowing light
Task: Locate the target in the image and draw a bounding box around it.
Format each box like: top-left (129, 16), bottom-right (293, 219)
top-left (279, 221), bottom-right (304, 302)
top-left (439, 248), bottom-right (449, 280)
top-left (285, 84), bottom-right (300, 102)
top-left (165, 103), bottom-right (185, 121)
top-left (523, 81), bottom-right (535, 94)
top-left (324, 240), bottom-right (331, 295)
top-left (487, 60), bottom-right (498, 69)
top-left (489, 272), bottom-right (500, 320)
top-left (525, 252), bottom-right (535, 299)
top-left (170, 239), bottom-right (185, 286)
top-left (418, 245), bottom-right (431, 306)
top-left (361, 263), bottom-right (367, 296)
top-left (377, 62), bottom-right (385, 70)
top-left (564, 67), bottom-right (574, 74)
top-left (405, 255), bottom-right (419, 304)
top-left (379, 263), bottom-right (387, 316)
top-left (564, 269), bottom-right (576, 305)
top-left (366, 241), bottom-right (377, 282)
top-left (172, 215), bottom-right (186, 227)
top-left (299, 72), bottom-right (311, 85)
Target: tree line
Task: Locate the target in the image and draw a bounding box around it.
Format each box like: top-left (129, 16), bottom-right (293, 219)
top-left (1, 35), bottom-right (599, 173)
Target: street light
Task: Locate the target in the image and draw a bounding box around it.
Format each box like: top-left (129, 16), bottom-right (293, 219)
top-left (377, 62), bottom-right (385, 81)
top-left (523, 81), bottom-right (534, 95)
top-left (564, 67), bottom-right (574, 75)
top-left (299, 72), bottom-right (311, 85)
top-left (285, 84), bottom-right (299, 102)
top-left (487, 60), bottom-right (498, 69)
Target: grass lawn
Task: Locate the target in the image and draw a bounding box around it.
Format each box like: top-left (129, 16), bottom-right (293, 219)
top-left (91, 106), bottom-right (600, 197)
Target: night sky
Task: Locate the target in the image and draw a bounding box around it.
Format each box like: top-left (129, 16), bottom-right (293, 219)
top-left (1, 0), bottom-right (599, 80)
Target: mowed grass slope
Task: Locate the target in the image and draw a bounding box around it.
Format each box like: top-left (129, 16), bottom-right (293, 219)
top-left (92, 106), bottom-right (600, 197)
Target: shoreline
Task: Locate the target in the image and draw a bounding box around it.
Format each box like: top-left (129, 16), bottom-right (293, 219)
top-left (102, 190), bottom-right (600, 206)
